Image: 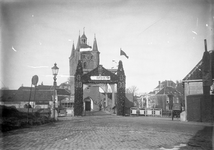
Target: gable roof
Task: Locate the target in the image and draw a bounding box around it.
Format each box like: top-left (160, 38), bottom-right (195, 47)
top-left (183, 61), bottom-right (203, 81)
top-left (57, 89), bottom-right (70, 95)
top-left (76, 34), bottom-right (91, 50)
top-left (183, 50), bottom-right (214, 81)
top-left (81, 33), bottom-right (87, 39)
top-left (81, 65), bottom-right (118, 84)
top-left (155, 80), bottom-right (176, 89)
top-left (156, 87), bottom-right (181, 95)
top-left (18, 85), bottom-right (56, 91)
top-left (0, 89), bottom-right (53, 102)
top-left (1, 86), bottom-right (70, 102)
top-left (20, 90), bottom-right (53, 101)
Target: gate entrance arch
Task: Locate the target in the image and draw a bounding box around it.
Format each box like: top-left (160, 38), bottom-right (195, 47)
top-left (74, 60), bottom-right (126, 116)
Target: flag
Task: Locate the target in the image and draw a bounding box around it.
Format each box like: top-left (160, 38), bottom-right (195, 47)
top-left (120, 49), bottom-right (129, 59)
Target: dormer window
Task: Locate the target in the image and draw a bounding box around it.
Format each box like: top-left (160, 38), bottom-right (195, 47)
top-left (81, 33), bottom-right (87, 44)
top-left (82, 38), bottom-right (86, 44)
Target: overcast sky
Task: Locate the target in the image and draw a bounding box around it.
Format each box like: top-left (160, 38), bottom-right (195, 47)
top-left (1, 0), bottom-right (214, 93)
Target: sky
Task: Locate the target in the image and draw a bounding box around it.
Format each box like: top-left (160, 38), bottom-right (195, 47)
top-left (1, 0), bottom-right (214, 93)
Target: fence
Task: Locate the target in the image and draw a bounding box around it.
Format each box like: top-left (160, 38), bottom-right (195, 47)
top-left (130, 107), bottom-right (162, 117)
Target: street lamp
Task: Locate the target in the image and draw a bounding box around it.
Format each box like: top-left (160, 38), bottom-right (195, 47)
top-left (52, 63), bottom-right (59, 120)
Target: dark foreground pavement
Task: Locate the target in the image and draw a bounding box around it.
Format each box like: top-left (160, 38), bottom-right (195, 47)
top-left (0, 111), bottom-right (213, 150)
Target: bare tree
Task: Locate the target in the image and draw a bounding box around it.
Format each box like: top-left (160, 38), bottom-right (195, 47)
top-left (126, 86), bottom-right (138, 96)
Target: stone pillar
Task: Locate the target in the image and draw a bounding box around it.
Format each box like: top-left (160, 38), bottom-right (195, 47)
top-left (74, 60), bottom-right (83, 116)
top-left (110, 84), bottom-right (115, 108)
top-left (105, 84), bottom-right (108, 107)
top-left (146, 95), bottom-right (149, 108)
top-left (117, 61), bottom-right (126, 116)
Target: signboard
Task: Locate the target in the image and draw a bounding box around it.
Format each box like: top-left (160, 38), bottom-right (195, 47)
top-left (90, 76), bottom-right (111, 80)
top-left (32, 75), bottom-right (39, 86)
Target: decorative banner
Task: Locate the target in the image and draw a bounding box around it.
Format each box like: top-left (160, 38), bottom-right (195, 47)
top-left (90, 76), bottom-right (111, 80)
top-left (117, 61), bottom-right (126, 116)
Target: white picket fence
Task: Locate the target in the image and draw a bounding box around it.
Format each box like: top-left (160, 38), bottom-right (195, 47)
top-left (130, 107), bottom-right (162, 117)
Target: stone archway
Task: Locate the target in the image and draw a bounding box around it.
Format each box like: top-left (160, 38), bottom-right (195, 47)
top-left (74, 60), bottom-right (126, 116)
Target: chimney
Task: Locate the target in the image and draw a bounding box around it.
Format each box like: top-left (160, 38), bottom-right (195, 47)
top-left (204, 39), bottom-right (207, 52)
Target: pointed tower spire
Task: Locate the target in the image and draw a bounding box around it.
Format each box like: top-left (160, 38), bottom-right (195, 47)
top-left (70, 42), bottom-right (75, 58)
top-left (92, 34), bottom-right (98, 51)
top-left (81, 28), bottom-right (87, 45)
top-left (76, 35), bottom-right (81, 51)
top-left (204, 39), bottom-right (207, 52)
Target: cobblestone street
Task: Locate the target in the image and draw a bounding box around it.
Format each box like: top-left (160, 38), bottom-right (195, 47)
top-left (1, 111), bottom-right (213, 150)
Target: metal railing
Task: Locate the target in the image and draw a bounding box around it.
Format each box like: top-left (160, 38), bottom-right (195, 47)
top-left (130, 107), bottom-right (162, 117)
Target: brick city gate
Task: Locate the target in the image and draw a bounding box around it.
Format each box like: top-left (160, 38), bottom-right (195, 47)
top-left (74, 60), bottom-right (126, 116)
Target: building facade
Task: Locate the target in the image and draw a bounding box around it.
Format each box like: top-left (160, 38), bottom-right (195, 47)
top-left (69, 31), bottom-right (104, 111)
top-left (147, 80), bottom-right (183, 111)
top-left (0, 84), bottom-right (70, 109)
top-left (183, 47), bottom-right (214, 122)
top-left (69, 31), bottom-right (100, 96)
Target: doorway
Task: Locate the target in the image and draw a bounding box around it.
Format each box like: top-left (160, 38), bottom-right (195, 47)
top-left (85, 100), bottom-right (91, 111)
top-left (84, 97), bottom-right (93, 111)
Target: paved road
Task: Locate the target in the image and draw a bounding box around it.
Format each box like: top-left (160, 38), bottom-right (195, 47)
top-left (1, 111), bottom-right (213, 150)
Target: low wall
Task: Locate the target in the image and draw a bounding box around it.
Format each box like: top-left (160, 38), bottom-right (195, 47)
top-left (130, 107), bottom-right (162, 117)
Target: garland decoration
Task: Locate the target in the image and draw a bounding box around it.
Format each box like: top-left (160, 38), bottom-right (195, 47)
top-left (74, 60), bottom-right (83, 116)
top-left (117, 61), bottom-right (126, 116)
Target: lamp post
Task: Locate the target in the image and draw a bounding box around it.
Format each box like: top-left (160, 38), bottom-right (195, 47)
top-left (52, 63), bottom-right (59, 120)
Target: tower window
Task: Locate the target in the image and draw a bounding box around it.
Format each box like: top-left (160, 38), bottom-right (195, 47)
top-left (83, 62), bottom-right (87, 69)
top-left (82, 39), bottom-right (86, 44)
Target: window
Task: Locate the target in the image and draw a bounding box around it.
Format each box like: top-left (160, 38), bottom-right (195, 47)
top-left (83, 62), bottom-right (87, 69)
top-left (61, 102), bottom-right (73, 108)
